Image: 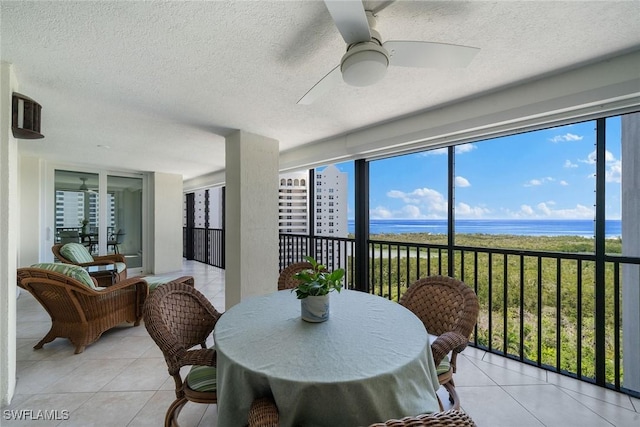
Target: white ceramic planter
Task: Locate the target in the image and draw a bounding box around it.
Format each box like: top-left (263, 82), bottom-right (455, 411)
top-left (300, 294), bottom-right (330, 322)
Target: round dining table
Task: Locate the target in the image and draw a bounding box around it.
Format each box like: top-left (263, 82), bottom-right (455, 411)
top-left (213, 289), bottom-right (440, 427)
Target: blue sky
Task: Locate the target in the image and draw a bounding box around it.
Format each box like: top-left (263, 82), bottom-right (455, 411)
top-left (333, 117), bottom-right (622, 220)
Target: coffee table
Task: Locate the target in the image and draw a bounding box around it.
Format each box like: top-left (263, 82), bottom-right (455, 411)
top-left (84, 264), bottom-right (117, 286)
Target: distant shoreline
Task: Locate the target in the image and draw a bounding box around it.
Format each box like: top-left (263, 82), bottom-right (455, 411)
top-left (347, 218), bottom-right (622, 239)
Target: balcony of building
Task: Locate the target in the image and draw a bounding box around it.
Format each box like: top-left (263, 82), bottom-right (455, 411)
top-left (6, 260), bottom-right (639, 427)
top-left (2, 1), bottom-right (640, 421)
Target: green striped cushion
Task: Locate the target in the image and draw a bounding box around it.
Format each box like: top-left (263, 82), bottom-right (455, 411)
top-left (31, 263), bottom-right (97, 290)
top-left (144, 275), bottom-right (183, 292)
top-left (436, 355), bottom-right (451, 376)
top-left (60, 243), bottom-right (94, 263)
top-left (115, 262), bottom-right (126, 274)
top-left (186, 365), bottom-right (217, 392)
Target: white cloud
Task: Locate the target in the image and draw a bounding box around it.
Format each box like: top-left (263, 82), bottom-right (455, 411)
top-left (387, 187), bottom-right (447, 213)
top-left (581, 150), bottom-right (621, 183)
top-left (520, 205), bottom-right (534, 215)
top-left (400, 205), bottom-right (423, 219)
top-left (549, 133), bottom-right (583, 143)
top-left (370, 206), bottom-right (393, 219)
top-left (455, 144), bottom-right (476, 154)
top-left (536, 202), bottom-right (552, 216)
top-left (606, 160), bottom-right (621, 183)
top-left (370, 204), bottom-right (430, 219)
top-left (524, 177), bottom-right (554, 187)
top-left (456, 202), bottom-right (490, 218)
top-left (424, 147), bottom-right (447, 156)
top-left (455, 176), bottom-right (470, 187)
top-left (380, 187), bottom-right (451, 218)
top-left (560, 180), bottom-right (569, 186)
top-left (582, 149), bottom-right (616, 165)
top-left (512, 202), bottom-right (593, 219)
top-left (564, 159), bottom-right (578, 168)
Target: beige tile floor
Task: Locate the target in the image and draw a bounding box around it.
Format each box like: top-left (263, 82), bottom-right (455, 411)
top-left (4, 260), bottom-right (639, 426)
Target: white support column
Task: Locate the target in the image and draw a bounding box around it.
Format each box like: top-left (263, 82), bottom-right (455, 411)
top-left (0, 61), bottom-right (18, 406)
top-left (150, 172), bottom-right (184, 274)
top-left (225, 130), bottom-right (279, 309)
top-left (622, 112), bottom-right (640, 394)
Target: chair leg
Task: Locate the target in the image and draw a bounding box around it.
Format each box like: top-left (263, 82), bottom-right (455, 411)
top-left (443, 381), bottom-right (461, 410)
top-left (436, 393), bottom-right (444, 411)
top-left (165, 397), bottom-right (187, 427)
top-left (34, 330), bottom-right (57, 349)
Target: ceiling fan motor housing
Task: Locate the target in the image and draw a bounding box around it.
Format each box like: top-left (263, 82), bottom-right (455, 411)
top-left (340, 40), bottom-right (390, 87)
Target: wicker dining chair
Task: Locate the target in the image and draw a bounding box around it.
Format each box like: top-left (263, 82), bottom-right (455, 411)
top-left (399, 276), bottom-right (479, 410)
top-left (277, 261), bottom-right (313, 290)
top-left (17, 264), bottom-right (148, 354)
top-left (247, 397), bottom-right (280, 427)
top-left (246, 397), bottom-right (475, 427)
top-left (367, 410), bottom-right (477, 427)
top-left (143, 280), bottom-right (222, 427)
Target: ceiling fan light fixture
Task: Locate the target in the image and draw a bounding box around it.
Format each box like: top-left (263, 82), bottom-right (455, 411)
top-left (340, 42), bottom-right (389, 87)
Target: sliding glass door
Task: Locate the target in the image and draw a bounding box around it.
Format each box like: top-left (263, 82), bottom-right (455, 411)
top-left (53, 170), bottom-right (144, 271)
top-left (107, 175), bottom-right (143, 268)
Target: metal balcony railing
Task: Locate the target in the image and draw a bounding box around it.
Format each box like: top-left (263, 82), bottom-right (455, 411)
top-left (183, 228), bottom-right (639, 397)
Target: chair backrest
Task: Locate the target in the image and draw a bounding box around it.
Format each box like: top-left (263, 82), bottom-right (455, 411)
top-left (369, 409), bottom-right (477, 427)
top-left (58, 230), bottom-right (80, 244)
top-left (399, 275), bottom-right (479, 338)
top-left (30, 262), bottom-right (97, 289)
top-left (143, 281), bottom-right (222, 374)
top-left (57, 242), bottom-right (94, 264)
top-left (17, 267), bottom-right (99, 325)
top-left (277, 261), bottom-right (314, 290)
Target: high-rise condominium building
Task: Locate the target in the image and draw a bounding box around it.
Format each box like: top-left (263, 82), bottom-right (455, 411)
top-left (278, 164), bottom-right (347, 237)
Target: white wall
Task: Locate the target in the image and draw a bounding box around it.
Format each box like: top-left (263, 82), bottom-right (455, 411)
top-left (18, 156), bottom-right (41, 267)
top-left (1, 61), bottom-right (18, 406)
top-left (150, 172), bottom-right (183, 274)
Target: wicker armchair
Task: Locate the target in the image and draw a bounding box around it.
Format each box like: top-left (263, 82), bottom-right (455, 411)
top-left (245, 398), bottom-right (475, 427)
top-left (17, 265), bottom-right (149, 354)
top-left (277, 261), bottom-right (314, 290)
top-left (143, 281), bottom-right (222, 427)
top-left (399, 276), bottom-right (479, 410)
top-left (52, 242), bottom-right (127, 285)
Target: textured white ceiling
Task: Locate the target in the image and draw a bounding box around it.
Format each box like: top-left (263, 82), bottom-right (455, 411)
top-left (2, 1), bottom-right (639, 180)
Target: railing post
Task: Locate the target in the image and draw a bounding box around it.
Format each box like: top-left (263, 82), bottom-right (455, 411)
top-left (308, 169), bottom-right (316, 260)
top-left (204, 189), bottom-right (210, 265)
top-left (595, 118), bottom-right (606, 386)
top-left (185, 192), bottom-right (195, 260)
top-left (355, 159), bottom-right (369, 292)
top-left (448, 146), bottom-right (455, 277)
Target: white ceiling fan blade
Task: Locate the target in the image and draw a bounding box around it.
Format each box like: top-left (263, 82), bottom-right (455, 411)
top-left (297, 65), bottom-right (342, 105)
top-left (324, 0), bottom-right (371, 45)
top-left (384, 41), bottom-right (480, 68)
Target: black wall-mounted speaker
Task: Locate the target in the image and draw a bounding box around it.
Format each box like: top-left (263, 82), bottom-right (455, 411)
top-left (12, 92), bottom-right (44, 139)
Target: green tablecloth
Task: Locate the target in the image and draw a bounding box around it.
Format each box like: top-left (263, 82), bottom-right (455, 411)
top-left (214, 289), bottom-right (440, 427)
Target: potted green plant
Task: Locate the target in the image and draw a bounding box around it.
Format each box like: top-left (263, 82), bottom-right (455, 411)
top-left (81, 219), bottom-right (89, 235)
top-left (293, 256), bottom-right (345, 322)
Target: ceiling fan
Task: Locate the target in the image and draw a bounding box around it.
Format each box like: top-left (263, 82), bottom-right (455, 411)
top-left (297, 0), bottom-right (480, 105)
top-left (78, 177), bottom-right (97, 193)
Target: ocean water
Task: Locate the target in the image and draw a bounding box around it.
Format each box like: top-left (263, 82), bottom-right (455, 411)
top-left (347, 219), bottom-right (622, 239)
